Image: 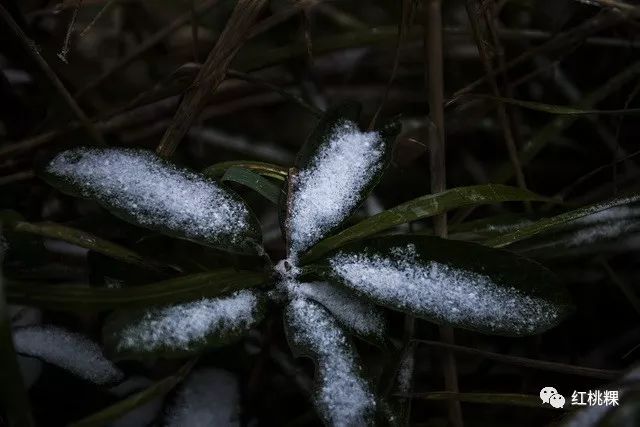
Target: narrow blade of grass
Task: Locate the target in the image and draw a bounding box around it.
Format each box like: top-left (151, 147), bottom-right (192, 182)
top-left (203, 160), bottom-right (288, 181)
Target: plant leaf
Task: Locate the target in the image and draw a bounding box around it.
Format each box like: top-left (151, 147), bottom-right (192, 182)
top-left (5, 269), bottom-right (267, 312)
top-left (302, 184), bottom-right (551, 263)
top-left (13, 325), bottom-right (123, 384)
top-left (103, 289), bottom-right (266, 360)
top-left (313, 235), bottom-right (572, 337)
top-left (41, 147), bottom-right (262, 254)
top-left (203, 160), bottom-right (288, 181)
top-left (283, 297), bottom-right (376, 426)
top-left (221, 166), bottom-right (282, 204)
top-left (280, 102), bottom-right (400, 257)
top-left (69, 360), bottom-right (196, 427)
top-left (10, 221), bottom-right (167, 273)
top-left (466, 94), bottom-right (640, 115)
top-left (485, 193), bottom-right (640, 248)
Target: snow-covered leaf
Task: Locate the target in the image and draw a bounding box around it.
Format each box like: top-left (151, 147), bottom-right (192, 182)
top-left (103, 289), bottom-right (266, 360)
top-left (13, 325), bottom-right (123, 385)
top-left (42, 148), bottom-right (262, 254)
top-left (284, 297), bottom-right (376, 426)
top-left (280, 280), bottom-right (386, 344)
top-left (164, 368), bottom-right (240, 427)
top-left (316, 235), bottom-right (572, 336)
top-left (281, 103), bottom-right (399, 258)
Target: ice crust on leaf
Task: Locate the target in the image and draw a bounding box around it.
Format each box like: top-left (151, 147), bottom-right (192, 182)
top-left (45, 148), bottom-right (259, 253)
top-left (13, 325), bottom-right (122, 384)
top-left (110, 290), bottom-right (262, 356)
top-left (329, 244), bottom-right (563, 336)
top-left (165, 368), bottom-right (240, 427)
top-left (281, 280), bottom-right (385, 341)
top-left (284, 297), bottom-right (376, 427)
top-left (287, 121), bottom-right (385, 257)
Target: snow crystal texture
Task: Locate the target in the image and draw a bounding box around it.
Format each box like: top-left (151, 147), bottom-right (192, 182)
top-left (329, 244), bottom-right (561, 335)
top-left (281, 280), bottom-right (385, 339)
top-left (13, 325), bottom-right (122, 384)
top-left (165, 368), bottom-right (240, 427)
top-left (47, 148), bottom-right (252, 247)
top-left (287, 121), bottom-right (384, 256)
top-left (285, 297), bottom-right (375, 427)
top-left (116, 290), bottom-right (260, 353)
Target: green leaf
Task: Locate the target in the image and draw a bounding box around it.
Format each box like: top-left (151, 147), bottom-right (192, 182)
top-left (40, 148), bottom-right (262, 254)
top-left (302, 184), bottom-right (551, 263)
top-left (279, 102), bottom-right (400, 255)
top-left (221, 166), bottom-right (282, 204)
top-left (312, 235), bottom-right (572, 337)
top-left (485, 193), bottom-right (640, 248)
top-left (69, 359), bottom-right (196, 427)
top-left (5, 269), bottom-right (267, 312)
top-left (103, 289), bottom-right (267, 360)
top-left (10, 221), bottom-right (167, 273)
top-left (283, 297), bottom-right (376, 426)
top-left (466, 94), bottom-right (640, 115)
top-left (203, 160), bottom-right (288, 181)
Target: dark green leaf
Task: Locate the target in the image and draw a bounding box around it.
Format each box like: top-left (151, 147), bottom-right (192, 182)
top-left (5, 269), bottom-right (267, 312)
top-left (312, 235), bottom-right (572, 336)
top-left (485, 193), bottom-right (640, 248)
top-left (11, 221), bottom-right (167, 273)
top-left (203, 160), bottom-right (288, 181)
top-left (69, 359), bottom-right (196, 427)
top-left (103, 289), bottom-right (266, 360)
top-left (221, 166), bottom-right (282, 204)
top-left (302, 184), bottom-right (552, 263)
top-left (40, 148), bottom-right (262, 254)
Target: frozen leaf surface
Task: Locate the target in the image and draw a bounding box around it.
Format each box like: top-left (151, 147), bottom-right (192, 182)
top-left (323, 236), bottom-right (571, 336)
top-left (104, 290), bottom-right (264, 359)
top-left (44, 148), bottom-right (260, 253)
top-left (284, 297), bottom-right (376, 427)
top-left (13, 325), bottom-right (122, 384)
top-left (281, 280), bottom-right (386, 342)
top-left (287, 121), bottom-right (386, 257)
top-left (165, 368), bottom-right (240, 427)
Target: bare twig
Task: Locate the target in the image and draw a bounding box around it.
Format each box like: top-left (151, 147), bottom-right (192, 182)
top-left (424, 1), bottom-right (463, 426)
top-left (57, 0), bottom-right (83, 63)
top-left (155, 0), bottom-right (268, 158)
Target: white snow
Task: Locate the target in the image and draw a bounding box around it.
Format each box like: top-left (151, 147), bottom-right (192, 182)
top-left (566, 205), bottom-right (640, 246)
top-left (281, 280), bottom-right (385, 339)
top-left (165, 368), bottom-right (240, 427)
top-left (329, 244), bottom-right (561, 335)
top-left (285, 297), bottom-right (375, 427)
top-left (287, 121), bottom-right (385, 257)
top-left (116, 290), bottom-right (261, 353)
top-left (47, 148), bottom-right (253, 247)
top-left (12, 325), bottom-right (123, 384)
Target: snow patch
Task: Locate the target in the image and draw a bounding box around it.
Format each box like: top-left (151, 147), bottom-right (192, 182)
top-left (13, 325), bottom-right (122, 384)
top-left (287, 121), bottom-right (385, 256)
top-left (285, 297), bottom-right (375, 427)
top-left (329, 244), bottom-right (561, 335)
top-left (165, 368), bottom-right (240, 427)
top-left (47, 148), bottom-right (253, 248)
top-left (281, 280), bottom-right (385, 339)
top-left (116, 290), bottom-right (261, 353)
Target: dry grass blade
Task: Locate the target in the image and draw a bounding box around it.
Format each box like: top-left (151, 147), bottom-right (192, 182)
top-left (0, 4), bottom-right (104, 146)
top-left (155, 0), bottom-right (269, 158)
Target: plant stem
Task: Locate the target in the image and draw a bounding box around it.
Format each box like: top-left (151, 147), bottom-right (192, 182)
top-left (424, 1), bottom-right (464, 426)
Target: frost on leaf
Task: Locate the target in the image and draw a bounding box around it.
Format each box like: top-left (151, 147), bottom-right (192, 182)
top-left (12, 325), bottom-right (122, 385)
top-left (286, 121), bottom-right (386, 257)
top-left (326, 238), bottom-right (570, 336)
top-left (104, 290), bottom-right (264, 359)
top-left (165, 368), bottom-right (240, 427)
top-left (280, 280), bottom-right (386, 342)
top-left (284, 297), bottom-right (376, 427)
top-left (44, 148), bottom-right (260, 253)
